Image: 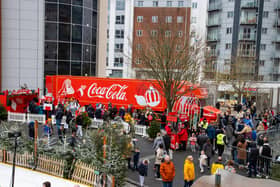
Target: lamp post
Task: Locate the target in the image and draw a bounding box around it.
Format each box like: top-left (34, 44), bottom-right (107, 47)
top-left (8, 131), bottom-right (21, 187)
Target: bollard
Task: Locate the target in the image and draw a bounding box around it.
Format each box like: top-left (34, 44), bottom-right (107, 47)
top-left (215, 172), bottom-right (221, 187)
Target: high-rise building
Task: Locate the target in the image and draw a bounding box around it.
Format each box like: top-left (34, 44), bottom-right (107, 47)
top-left (205, 0), bottom-right (280, 82)
top-left (1, 0), bottom-right (107, 91)
top-left (132, 0), bottom-right (192, 78)
top-left (106, 0), bottom-right (134, 78)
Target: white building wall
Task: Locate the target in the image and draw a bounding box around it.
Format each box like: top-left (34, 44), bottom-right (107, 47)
top-left (106, 0), bottom-right (134, 78)
top-left (1, 0), bottom-right (44, 90)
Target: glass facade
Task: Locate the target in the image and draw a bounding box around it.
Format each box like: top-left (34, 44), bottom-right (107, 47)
top-left (44, 0), bottom-right (98, 77)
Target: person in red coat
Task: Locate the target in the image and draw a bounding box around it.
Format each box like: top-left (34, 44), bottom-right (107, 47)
top-left (165, 123), bottom-right (172, 136)
top-left (178, 127), bottom-right (188, 151)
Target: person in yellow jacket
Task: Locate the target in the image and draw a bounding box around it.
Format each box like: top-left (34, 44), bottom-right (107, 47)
top-left (200, 118), bottom-right (208, 129)
top-left (211, 156), bottom-right (224, 174)
top-left (184, 155), bottom-right (195, 187)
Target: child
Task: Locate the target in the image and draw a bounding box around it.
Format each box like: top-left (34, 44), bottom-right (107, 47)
top-left (189, 133), bottom-right (197, 152)
top-left (199, 150), bottom-right (207, 173)
top-left (133, 147), bottom-right (140, 171)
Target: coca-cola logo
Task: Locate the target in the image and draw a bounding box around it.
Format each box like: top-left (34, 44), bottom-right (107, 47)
top-left (87, 83), bottom-right (127, 101)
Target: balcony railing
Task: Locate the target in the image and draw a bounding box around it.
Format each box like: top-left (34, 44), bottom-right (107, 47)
top-left (208, 49), bottom-right (220, 57)
top-left (240, 17), bottom-right (257, 24)
top-left (239, 33), bottom-right (256, 41)
top-left (241, 0), bottom-right (258, 8)
top-left (208, 2), bottom-right (222, 11)
top-left (113, 63), bottom-right (123, 67)
top-left (207, 18), bottom-right (221, 27)
top-left (207, 34), bottom-right (220, 42)
top-left (237, 49), bottom-right (256, 57)
top-left (274, 35), bottom-right (280, 43)
top-left (275, 2), bottom-right (280, 10)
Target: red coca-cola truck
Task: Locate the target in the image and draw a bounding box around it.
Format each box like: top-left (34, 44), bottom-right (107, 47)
top-left (45, 75), bottom-right (208, 112)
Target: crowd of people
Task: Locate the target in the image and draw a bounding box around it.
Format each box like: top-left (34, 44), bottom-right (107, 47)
top-left (134, 103), bottom-right (280, 187)
top-left (27, 98), bottom-right (280, 187)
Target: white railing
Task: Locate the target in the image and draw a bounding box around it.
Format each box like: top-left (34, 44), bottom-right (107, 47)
top-left (134, 125), bottom-right (148, 137)
top-left (51, 115), bottom-right (56, 125)
top-left (8, 112), bottom-right (26, 122)
top-left (27, 114), bottom-right (46, 124)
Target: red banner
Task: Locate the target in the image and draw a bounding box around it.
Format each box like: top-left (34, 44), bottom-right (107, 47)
top-left (46, 76), bottom-right (207, 112)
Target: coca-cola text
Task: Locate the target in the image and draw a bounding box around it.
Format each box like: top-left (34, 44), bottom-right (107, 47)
top-left (87, 83), bottom-right (127, 100)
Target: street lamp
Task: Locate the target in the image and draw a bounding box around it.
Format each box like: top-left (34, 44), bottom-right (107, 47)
top-left (8, 131), bottom-right (21, 187)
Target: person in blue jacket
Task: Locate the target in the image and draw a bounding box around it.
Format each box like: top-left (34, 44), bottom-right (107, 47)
top-left (206, 123), bottom-right (216, 146)
top-left (138, 159), bottom-right (149, 187)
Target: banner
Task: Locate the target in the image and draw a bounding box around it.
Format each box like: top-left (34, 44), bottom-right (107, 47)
top-left (46, 76), bottom-right (207, 112)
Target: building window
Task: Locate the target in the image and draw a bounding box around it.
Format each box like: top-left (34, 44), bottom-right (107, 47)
top-left (151, 30), bottom-right (157, 36)
top-left (227, 11), bottom-right (234, 18)
top-left (115, 43), bottom-right (124, 52)
top-left (177, 16), bottom-right (183, 23)
top-left (263, 11), bottom-right (269, 18)
top-left (226, 27), bottom-right (232, 34)
top-left (116, 15), bottom-right (125, 24)
top-left (166, 16), bottom-right (172, 23)
top-left (192, 2), bottom-right (197, 8)
top-left (176, 45), bottom-right (182, 51)
top-left (135, 58), bottom-right (141, 64)
top-left (136, 44), bottom-right (142, 50)
top-left (262, 28), bottom-right (267, 34)
top-left (178, 1), bottom-right (184, 7)
top-left (260, 44), bottom-right (266, 50)
top-left (226, 43), bottom-right (232, 49)
top-left (260, 60), bottom-right (265, 66)
top-left (191, 17), bottom-right (197, 24)
top-left (152, 16), bottom-right (158, 23)
top-left (258, 75), bottom-right (264, 81)
top-left (137, 30), bottom-right (143, 37)
top-left (167, 1), bottom-right (172, 7)
top-left (153, 1), bottom-right (158, 7)
top-left (137, 16), bottom-right (143, 23)
top-left (114, 57), bottom-right (124, 67)
top-left (137, 1), bottom-right (143, 7)
top-left (165, 31), bottom-right (171, 37)
top-left (115, 30), bottom-right (124, 38)
top-left (116, 0), bottom-right (125, 10)
top-left (228, 0), bottom-right (234, 2)
top-left (178, 31), bottom-right (183, 37)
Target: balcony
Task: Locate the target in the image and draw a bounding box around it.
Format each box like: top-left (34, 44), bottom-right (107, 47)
top-left (208, 2), bottom-right (222, 12)
top-left (207, 34), bottom-right (220, 42)
top-left (237, 49), bottom-right (256, 57)
top-left (113, 63), bottom-right (123, 67)
top-left (240, 17), bottom-right (257, 25)
top-left (274, 19), bottom-right (280, 27)
top-left (275, 2), bottom-right (280, 11)
top-left (239, 33), bottom-right (256, 41)
top-left (208, 49), bottom-right (220, 57)
top-left (241, 0), bottom-right (258, 9)
top-left (207, 18), bottom-right (221, 27)
top-left (273, 35), bottom-right (280, 43)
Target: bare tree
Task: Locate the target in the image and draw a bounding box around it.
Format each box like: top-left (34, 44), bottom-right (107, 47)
top-left (133, 14), bottom-right (205, 112)
top-left (211, 56), bottom-right (256, 103)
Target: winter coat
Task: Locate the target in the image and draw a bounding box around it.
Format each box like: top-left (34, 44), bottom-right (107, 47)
top-left (153, 136), bottom-right (164, 151)
top-left (155, 148), bottom-right (164, 165)
top-left (248, 147), bottom-right (259, 162)
top-left (165, 125), bottom-right (172, 136)
top-left (211, 161), bottom-right (224, 174)
top-left (206, 125), bottom-right (216, 139)
top-left (237, 141), bottom-right (247, 160)
top-left (138, 162), bottom-right (148, 176)
top-left (163, 135), bottom-right (171, 151)
top-left (197, 134), bottom-right (208, 147)
top-left (178, 128), bottom-right (188, 142)
top-left (203, 143), bottom-right (213, 158)
top-left (160, 161), bottom-right (175, 182)
top-left (184, 159), bottom-right (195, 181)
